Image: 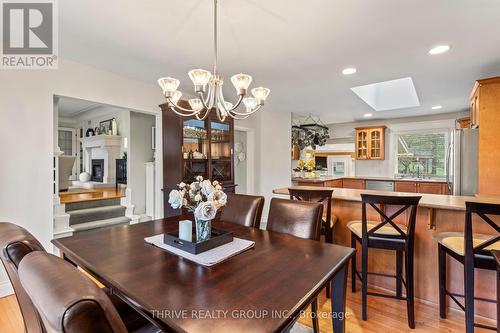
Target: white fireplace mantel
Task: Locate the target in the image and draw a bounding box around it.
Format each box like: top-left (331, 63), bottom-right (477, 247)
top-left (81, 135), bottom-right (122, 185)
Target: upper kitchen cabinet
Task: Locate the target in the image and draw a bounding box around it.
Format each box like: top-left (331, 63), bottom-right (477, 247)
top-left (473, 77), bottom-right (500, 195)
top-left (355, 126), bottom-right (386, 160)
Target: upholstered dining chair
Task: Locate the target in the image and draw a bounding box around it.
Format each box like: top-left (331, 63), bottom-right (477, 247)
top-left (0, 222), bottom-right (159, 333)
top-left (266, 198), bottom-right (324, 333)
top-left (19, 251), bottom-right (129, 333)
top-left (220, 193), bottom-right (265, 228)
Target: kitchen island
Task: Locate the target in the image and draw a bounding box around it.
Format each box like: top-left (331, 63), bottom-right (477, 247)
top-left (273, 186), bottom-right (498, 320)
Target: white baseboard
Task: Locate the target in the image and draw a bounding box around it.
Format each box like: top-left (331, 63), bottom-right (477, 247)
top-left (0, 280), bottom-right (13, 298)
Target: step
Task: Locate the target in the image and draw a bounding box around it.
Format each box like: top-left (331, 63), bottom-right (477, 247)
top-left (69, 205), bottom-right (126, 225)
top-left (71, 216), bottom-right (131, 233)
top-left (65, 198), bottom-right (121, 212)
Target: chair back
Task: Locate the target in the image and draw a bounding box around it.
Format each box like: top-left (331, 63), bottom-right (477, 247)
top-left (464, 201), bottom-right (500, 259)
top-left (220, 193), bottom-right (265, 228)
top-left (0, 222), bottom-right (45, 333)
top-left (361, 194), bottom-right (421, 244)
top-left (267, 198), bottom-right (323, 241)
top-left (19, 252), bottom-right (128, 333)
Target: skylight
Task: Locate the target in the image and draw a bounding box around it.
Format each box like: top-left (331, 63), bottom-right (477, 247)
top-left (350, 77), bottom-right (420, 111)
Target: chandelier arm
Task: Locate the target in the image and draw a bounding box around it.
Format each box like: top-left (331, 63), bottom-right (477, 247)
top-left (198, 90), bottom-right (215, 110)
top-left (166, 97), bottom-right (201, 116)
top-left (224, 94), bottom-right (244, 112)
top-left (195, 108), bottom-right (211, 120)
top-left (227, 104), bottom-right (262, 117)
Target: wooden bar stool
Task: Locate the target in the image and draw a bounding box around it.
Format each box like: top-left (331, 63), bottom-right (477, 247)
top-left (288, 187), bottom-right (337, 243)
top-left (348, 194), bottom-right (421, 328)
top-left (433, 201), bottom-right (500, 333)
top-left (491, 249), bottom-right (500, 333)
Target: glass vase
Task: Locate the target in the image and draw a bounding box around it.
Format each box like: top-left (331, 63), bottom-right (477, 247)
top-left (195, 216), bottom-right (211, 242)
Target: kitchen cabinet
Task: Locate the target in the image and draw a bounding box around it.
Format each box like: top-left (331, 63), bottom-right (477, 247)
top-left (457, 116), bottom-right (471, 129)
top-left (395, 181), bottom-right (449, 194)
top-left (355, 126), bottom-right (386, 160)
top-left (395, 181), bottom-right (417, 193)
top-left (342, 179), bottom-right (365, 189)
top-left (470, 83), bottom-right (480, 128)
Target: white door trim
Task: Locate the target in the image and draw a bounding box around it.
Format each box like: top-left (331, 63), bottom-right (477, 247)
top-left (235, 125), bottom-right (255, 195)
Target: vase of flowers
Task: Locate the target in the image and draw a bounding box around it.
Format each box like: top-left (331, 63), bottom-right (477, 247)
top-left (168, 176), bottom-right (227, 242)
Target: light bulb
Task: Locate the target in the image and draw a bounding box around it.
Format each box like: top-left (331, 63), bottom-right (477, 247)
top-left (158, 77), bottom-right (180, 96)
top-left (251, 87), bottom-right (270, 104)
top-left (243, 97), bottom-right (258, 112)
top-left (189, 98), bottom-right (203, 111)
top-left (188, 69), bottom-right (211, 92)
top-left (231, 73), bottom-right (252, 94)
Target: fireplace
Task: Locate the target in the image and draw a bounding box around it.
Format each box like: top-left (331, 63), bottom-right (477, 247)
top-left (91, 159), bottom-right (104, 182)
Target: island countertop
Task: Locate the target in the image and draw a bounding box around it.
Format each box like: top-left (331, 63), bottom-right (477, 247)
top-left (274, 186), bottom-right (500, 211)
top-left (292, 176), bottom-right (448, 183)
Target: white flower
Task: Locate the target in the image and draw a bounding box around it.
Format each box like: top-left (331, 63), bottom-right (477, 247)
top-left (201, 180), bottom-right (215, 197)
top-left (212, 180), bottom-right (219, 186)
top-left (168, 190), bottom-right (184, 209)
top-left (190, 182), bottom-right (200, 191)
top-left (194, 194), bottom-right (203, 202)
top-left (196, 175), bottom-right (204, 182)
top-left (215, 184), bottom-right (222, 191)
top-left (178, 182), bottom-right (186, 189)
top-left (194, 201), bottom-right (217, 221)
top-left (209, 190), bottom-right (227, 209)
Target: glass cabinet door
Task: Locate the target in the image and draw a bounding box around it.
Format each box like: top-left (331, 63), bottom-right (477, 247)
top-left (182, 119), bottom-right (208, 181)
top-left (356, 130), bottom-right (368, 159)
top-left (370, 129), bottom-right (382, 159)
top-left (210, 120), bottom-right (232, 182)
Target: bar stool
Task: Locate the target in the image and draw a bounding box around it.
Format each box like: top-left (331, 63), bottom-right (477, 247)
top-left (288, 187), bottom-right (337, 243)
top-left (348, 194), bottom-right (421, 328)
top-left (433, 201), bottom-right (500, 333)
top-left (491, 250), bottom-right (500, 333)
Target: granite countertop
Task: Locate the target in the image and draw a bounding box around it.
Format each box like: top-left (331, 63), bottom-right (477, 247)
top-left (292, 176), bottom-right (448, 183)
top-left (274, 186), bottom-right (499, 211)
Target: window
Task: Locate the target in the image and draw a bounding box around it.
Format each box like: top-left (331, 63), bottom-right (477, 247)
top-left (396, 131), bottom-right (449, 178)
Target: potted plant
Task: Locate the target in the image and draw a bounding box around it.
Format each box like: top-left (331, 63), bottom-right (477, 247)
top-left (168, 176), bottom-right (227, 242)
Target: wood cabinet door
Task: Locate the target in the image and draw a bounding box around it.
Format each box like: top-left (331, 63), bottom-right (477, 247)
top-left (356, 130), bottom-right (369, 160)
top-left (342, 179), bottom-right (365, 189)
top-left (394, 181), bottom-right (417, 193)
top-left (417, 182), bottom-right (444, 194)
top-left (470, 86), bottom-right (480, 128)
top-left (369, 128), bottom-right (384, 160)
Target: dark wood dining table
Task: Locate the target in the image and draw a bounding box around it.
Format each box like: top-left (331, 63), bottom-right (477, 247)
top-left (52, 219), bottom-right (354, 333)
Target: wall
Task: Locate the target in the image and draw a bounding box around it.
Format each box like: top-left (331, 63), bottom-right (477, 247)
top-left (0, 59), bottom-right (164, 297)
top-left (236, 110), bottom-right (292, 228)
top-left (327, 112), bottom-right (468, 177)
top-left (129, 111), bottom-right (156, 215)
top-left (234, 130), bottom-right (247, 194)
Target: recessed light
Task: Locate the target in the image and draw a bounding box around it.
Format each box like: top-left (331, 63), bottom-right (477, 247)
top-left (429, 45), bottom-right (451, 55)
top-left (342, 67), bottom-right (357, 75)
top-left (432, 105), bottom-right (443, 110)
top-left (364, 113), bottom-right (373, 118)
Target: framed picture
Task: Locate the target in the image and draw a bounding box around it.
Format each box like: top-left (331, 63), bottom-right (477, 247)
top-left (99, 119), bottom-right (113, 135)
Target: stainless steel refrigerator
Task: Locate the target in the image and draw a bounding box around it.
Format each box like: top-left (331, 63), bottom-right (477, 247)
top-left (450, 128), bottom-right (478, 196)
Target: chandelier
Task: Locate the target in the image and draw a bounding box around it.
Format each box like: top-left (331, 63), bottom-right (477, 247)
top-left (157, 0), bottom-right (270, 122)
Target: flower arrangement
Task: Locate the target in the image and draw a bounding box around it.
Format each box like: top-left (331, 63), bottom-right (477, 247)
top-left (168, 176), bottom-right (227, 241)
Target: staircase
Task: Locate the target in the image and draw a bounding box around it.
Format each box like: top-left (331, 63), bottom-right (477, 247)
top-left (66, 198), bottom-right (131, 233)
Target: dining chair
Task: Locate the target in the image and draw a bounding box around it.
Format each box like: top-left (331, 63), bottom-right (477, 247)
top-left (433, 201), bottom-right (500, 333)
top-left (220, 193), bottom-right (265, 228)
top-left (0, 222), bottom-right (45, 333)
top-left (348, 194), bottom-right (421, 329)
top-left (0, 222), bottom-right (158, 333)
top-left (267, 198), bottom-right (323, 333)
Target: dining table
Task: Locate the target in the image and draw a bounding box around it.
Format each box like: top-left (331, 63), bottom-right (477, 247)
top-left (52, 219), bottom-right (355, 333)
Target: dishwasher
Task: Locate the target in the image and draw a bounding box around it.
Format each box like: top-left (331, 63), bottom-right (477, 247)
top-left (365, 180), bottom-right (395, 192)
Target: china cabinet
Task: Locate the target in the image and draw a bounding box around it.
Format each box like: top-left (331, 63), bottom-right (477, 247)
top-left (355, 126), bottom-right (386, 160)
top-left (161, 101), bottom-right (235, 217)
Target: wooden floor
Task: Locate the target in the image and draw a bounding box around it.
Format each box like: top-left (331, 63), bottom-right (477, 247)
top-left (1, 282), bottom-right (494, 332)
top-left (59, 187), bottom-right (125, 204)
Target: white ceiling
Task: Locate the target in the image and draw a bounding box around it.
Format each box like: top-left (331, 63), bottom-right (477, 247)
top-left (60, 0), bottom-right (500, 124)
top-left (57, 97), bottom-right (101, 116)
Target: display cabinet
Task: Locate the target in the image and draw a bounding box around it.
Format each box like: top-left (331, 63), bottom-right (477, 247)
top-left (161, 101), bottom-right (236, 217)
top-left (355, 126), bottom-right (386, 160)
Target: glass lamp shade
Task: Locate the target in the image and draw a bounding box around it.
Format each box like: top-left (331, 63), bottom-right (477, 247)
top-left (188, 69), bottom-right (212, 86)
top-left (243, 97), bottom-right (258, 112)
top-left (158, 77), bottom-right (180, 94)
top-left (231, 73), bottom-right (252, 93)
top-left (251, 87), bottom-right (270, 103)
top-left (222, 101), bottom-right (233, 110)
top-left (188, 98), bottom-right (204, 111)
top-left (171, 90), bottom-right (182, 104)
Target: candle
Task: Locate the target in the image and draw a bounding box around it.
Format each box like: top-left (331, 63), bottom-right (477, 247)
top-left (179, 220), bottom-right (192, 242)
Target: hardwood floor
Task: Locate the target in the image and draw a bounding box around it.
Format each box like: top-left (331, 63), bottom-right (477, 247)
top-left (1, 282), bottom-right (494, 332)
top-left (59, 187), bottom-right (125, 204)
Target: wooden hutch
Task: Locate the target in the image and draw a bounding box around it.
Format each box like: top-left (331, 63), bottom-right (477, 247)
top-left (160, 101), bottom-right (236, 218)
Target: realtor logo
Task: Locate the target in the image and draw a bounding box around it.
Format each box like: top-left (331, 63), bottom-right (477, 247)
top-left (1, 0), bottom-right (58, 69)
